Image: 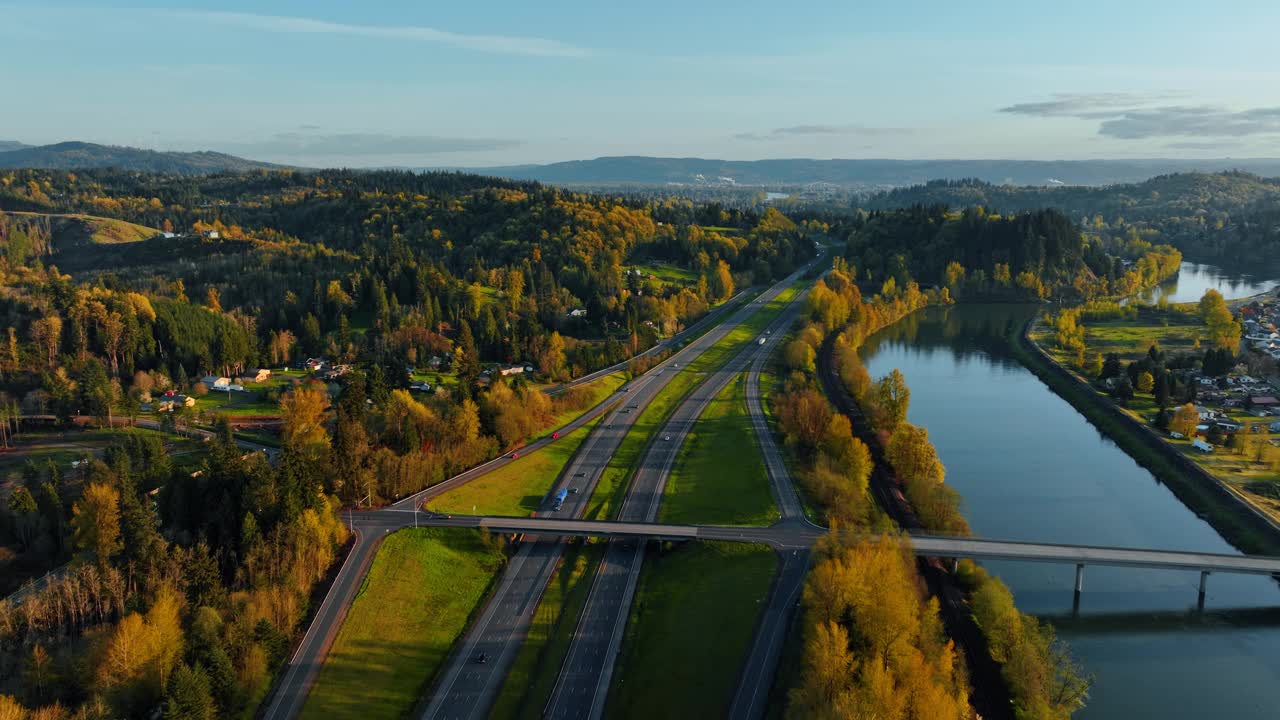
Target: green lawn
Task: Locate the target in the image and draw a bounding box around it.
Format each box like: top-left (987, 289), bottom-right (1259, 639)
top-left (426, 416), bottom-right (602, 516)
top-left (662, 373), bottom-right (776, 526)
top-left (299, 529), bottom-right (505, 720)
top-left (491, 542), bottom-right (604, 720)
top-left (606, 542), bottom-right (777, 720)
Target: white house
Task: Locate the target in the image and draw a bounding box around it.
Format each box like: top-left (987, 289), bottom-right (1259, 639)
top-left (1192, 439), bottom-right (1214, 453)
top-left (567, 308), bottom-right (588, 318)
top-left (499, 365), bottom-right (526, 377)
top-left (201, 376), bottom-right (232, 391)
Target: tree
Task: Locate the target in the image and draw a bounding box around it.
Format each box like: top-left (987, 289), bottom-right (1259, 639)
top-left (1171, 403), bottom-right (1199, 438)
top-left (1137, 371), bottom-right (1154, 394)
top-left (72, 482), bottom-right (122, 565)
top-left (870, 369), bottom-right (910, 433)
top-left (280, 384), bottom-right (329, 458)
top-left (165, 664), bottom-right (214, 720)
top-left (455, 320), bottom-right (481, 396)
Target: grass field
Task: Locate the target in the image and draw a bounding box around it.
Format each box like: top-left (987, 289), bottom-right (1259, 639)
top-left (426, 415), bottom-right (603, 516)
top-left (606, 542), bottom-right (776, 720)
top-left (299, 529), bottom-right (505, 720)
top-left (1039, 307), bottom-right (1204, 367)
top-left (490, 542), bottom-right (603, 720)
top-left (662, 373), bottom-right (776, 526)
top-left (545, 372), bottom-right (626, 429)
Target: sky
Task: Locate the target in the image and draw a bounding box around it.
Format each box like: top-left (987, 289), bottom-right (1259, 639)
top-left (3, 0), bottom-right (1280, 167)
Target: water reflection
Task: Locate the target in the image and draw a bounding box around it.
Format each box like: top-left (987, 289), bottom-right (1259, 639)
top-left (860, 303), bottom-right (1280, 719)
top-left (1137, 261), bottom-right (1280, 304)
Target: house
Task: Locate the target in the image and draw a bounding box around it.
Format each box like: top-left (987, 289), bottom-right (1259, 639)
top-left (305, 357), bottom-right (327, 371)
top-left (1216, 420), bottom-right (1242, 432)
top-left (246, 368), bottom-right (271, 383)
top-left (428, 355), bottom-right (443, 368)
top-left (1192, 439), bottom-right (1214, 453)
top-left (157, 395), bottom-right (196, 411)
top-left (567, 308), bottom-right (588, 318)
top-left (202, 230), bottom-right (220, 239)
top-left (201, 376), bottom-right (232, 391)
top-left (499, 365), bottom-right (526, 377)
top-left (409, 381), bottom-right (432, 393)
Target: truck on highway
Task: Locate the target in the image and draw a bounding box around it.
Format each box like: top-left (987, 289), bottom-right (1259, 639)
top-left (551, 487), bottom-right (568, 511)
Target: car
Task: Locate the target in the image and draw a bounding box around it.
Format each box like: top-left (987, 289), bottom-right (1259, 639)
top-left (552, 432), bottom-right (559, 439)
top-left (511, 451), bottom-right (519, 459)
top-left (474, 652), bottom-right (488, 664)
top-left (569, 487), bottom-right (579, 494)
top-left (664, 435), bottom-right (671, 441)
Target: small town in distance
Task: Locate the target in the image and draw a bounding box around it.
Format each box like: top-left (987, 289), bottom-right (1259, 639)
top-left (4, 4), bottom-right (1280, 720)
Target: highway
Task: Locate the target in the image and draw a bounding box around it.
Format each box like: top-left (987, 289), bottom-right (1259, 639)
top-left (261, 288), bottom-right (751, 720)
top-left (543, 269), bottom-right (813, 720)
top-left (417, 268), bottom-right (810, 720)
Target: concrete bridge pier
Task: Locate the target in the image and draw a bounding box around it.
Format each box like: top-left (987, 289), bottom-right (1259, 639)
top-left (1073, 563), bottom-right (1085, 611)
top-left (1198, 570), bottom-right (1210, 611)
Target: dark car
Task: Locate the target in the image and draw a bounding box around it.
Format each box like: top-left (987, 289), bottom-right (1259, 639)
top-left (474, 652), bottom-right (488, 664)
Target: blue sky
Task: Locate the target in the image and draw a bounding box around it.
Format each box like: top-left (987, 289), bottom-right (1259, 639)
top-left (3, 1), bottom-right (1280, 167)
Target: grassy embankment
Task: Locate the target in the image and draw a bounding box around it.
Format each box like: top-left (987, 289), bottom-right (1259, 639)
top-left (606, 542), bottom-right (777, 719)
top-left (661, 372), bottom-right (776, 526)
top-left (299, 529), bottom-right (505, 720)
top-left (426, 414), bottom-right (604, 516)
top-left (1023, 313), bottom-right (1280, 555)
top-left (587, 281), bottom-right (803, 521)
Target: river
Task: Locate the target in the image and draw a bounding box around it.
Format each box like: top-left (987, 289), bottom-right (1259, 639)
top-left (859, 263), bottom-right (1280, 719)
top-left (1137, 260), bottom-right (1280, 304)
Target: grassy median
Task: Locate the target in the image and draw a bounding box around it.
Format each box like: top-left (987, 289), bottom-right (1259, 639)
top-left (427, 415), bottom-right (603, 517)
top-left (606, 542), bottom-right (776, 720)
top-left (299, 529), bottom-right (505, 720)
top-left (662, 373), bottom-right (776, 526)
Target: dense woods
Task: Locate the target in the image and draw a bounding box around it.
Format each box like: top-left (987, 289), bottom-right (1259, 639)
top-left (864, 172), bottom-right (1280, 264)
top-left (835, 205), bottom-right (1181, 302)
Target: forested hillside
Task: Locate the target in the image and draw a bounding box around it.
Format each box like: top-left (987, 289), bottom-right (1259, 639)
top-left (0, 142), bottom-right (286, 175)
top-left (836, 205), bottom-right (1181, 301)
top-left (864, 172), bottom-right (1280, 262)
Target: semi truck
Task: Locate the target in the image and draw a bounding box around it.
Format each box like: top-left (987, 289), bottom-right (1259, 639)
top-left (551, 487), bottom-right (568, 511)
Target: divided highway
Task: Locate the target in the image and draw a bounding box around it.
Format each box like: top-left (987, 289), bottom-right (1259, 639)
top-left (543, 267), bottom-right (814, 720)
top-left (418, 268), bottom-right (811, 720)
top-left (261, 288), bottom-right (750, 720)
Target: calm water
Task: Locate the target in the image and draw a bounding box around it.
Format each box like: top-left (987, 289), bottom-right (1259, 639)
top-left (860, 304), bottom-right (1280, 719)
top-left (1137, 260), bottom-right (1280, 304)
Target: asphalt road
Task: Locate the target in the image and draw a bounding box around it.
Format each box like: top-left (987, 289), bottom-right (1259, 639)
top-left (417, 275), bottom-right (804, 720)
top-left (260, 290), bottom-right (751, 720)
top-left (726, 314), bottom-right (820, 720)
top-left (544, 266), bottom-right (814, 720)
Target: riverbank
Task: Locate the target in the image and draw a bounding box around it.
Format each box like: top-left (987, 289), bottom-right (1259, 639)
top-left (1016, 317), bottom-right (1280, 557)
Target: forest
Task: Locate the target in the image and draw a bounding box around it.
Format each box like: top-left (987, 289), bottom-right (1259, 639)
top-left (862, 172), bottom-right (1280, 263)
top-left (834, 205), bottom-right (1181, 302)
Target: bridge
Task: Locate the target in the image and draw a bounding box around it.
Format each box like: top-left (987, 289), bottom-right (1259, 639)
top-left (408, 513), bottom-right (1280, 607)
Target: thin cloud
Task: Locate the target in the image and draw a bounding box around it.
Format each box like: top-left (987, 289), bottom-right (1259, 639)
top-left (219, 132), bottom-right (521, 158)
top-left (999, 92), bottom-right (1182, 119)
top-left (163, 10), bottom-right (590, 57)
top-left (1100, 106), bottom-right (1280, 139)
top-left (734, 124), bottom-right (914, 141)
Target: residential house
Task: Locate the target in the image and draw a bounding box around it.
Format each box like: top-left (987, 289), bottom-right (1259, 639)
top-left (246, 368), bottom-right (271, 383)
top-left (201, 375), bottom-right (232, 391)
top-left (157, 394), bottom-right (196, 412)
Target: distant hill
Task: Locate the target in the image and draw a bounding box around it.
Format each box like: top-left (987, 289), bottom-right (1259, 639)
top-left (0, 141), bottom-right (31, 152)
top-left (0, 141), bottom-right (288, 174)
top-left (475, 156), bottom-right (1280, 189)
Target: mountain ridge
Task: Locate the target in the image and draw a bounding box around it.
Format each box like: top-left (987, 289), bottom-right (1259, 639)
top-left (0, 141), bottom-right (291, 174)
